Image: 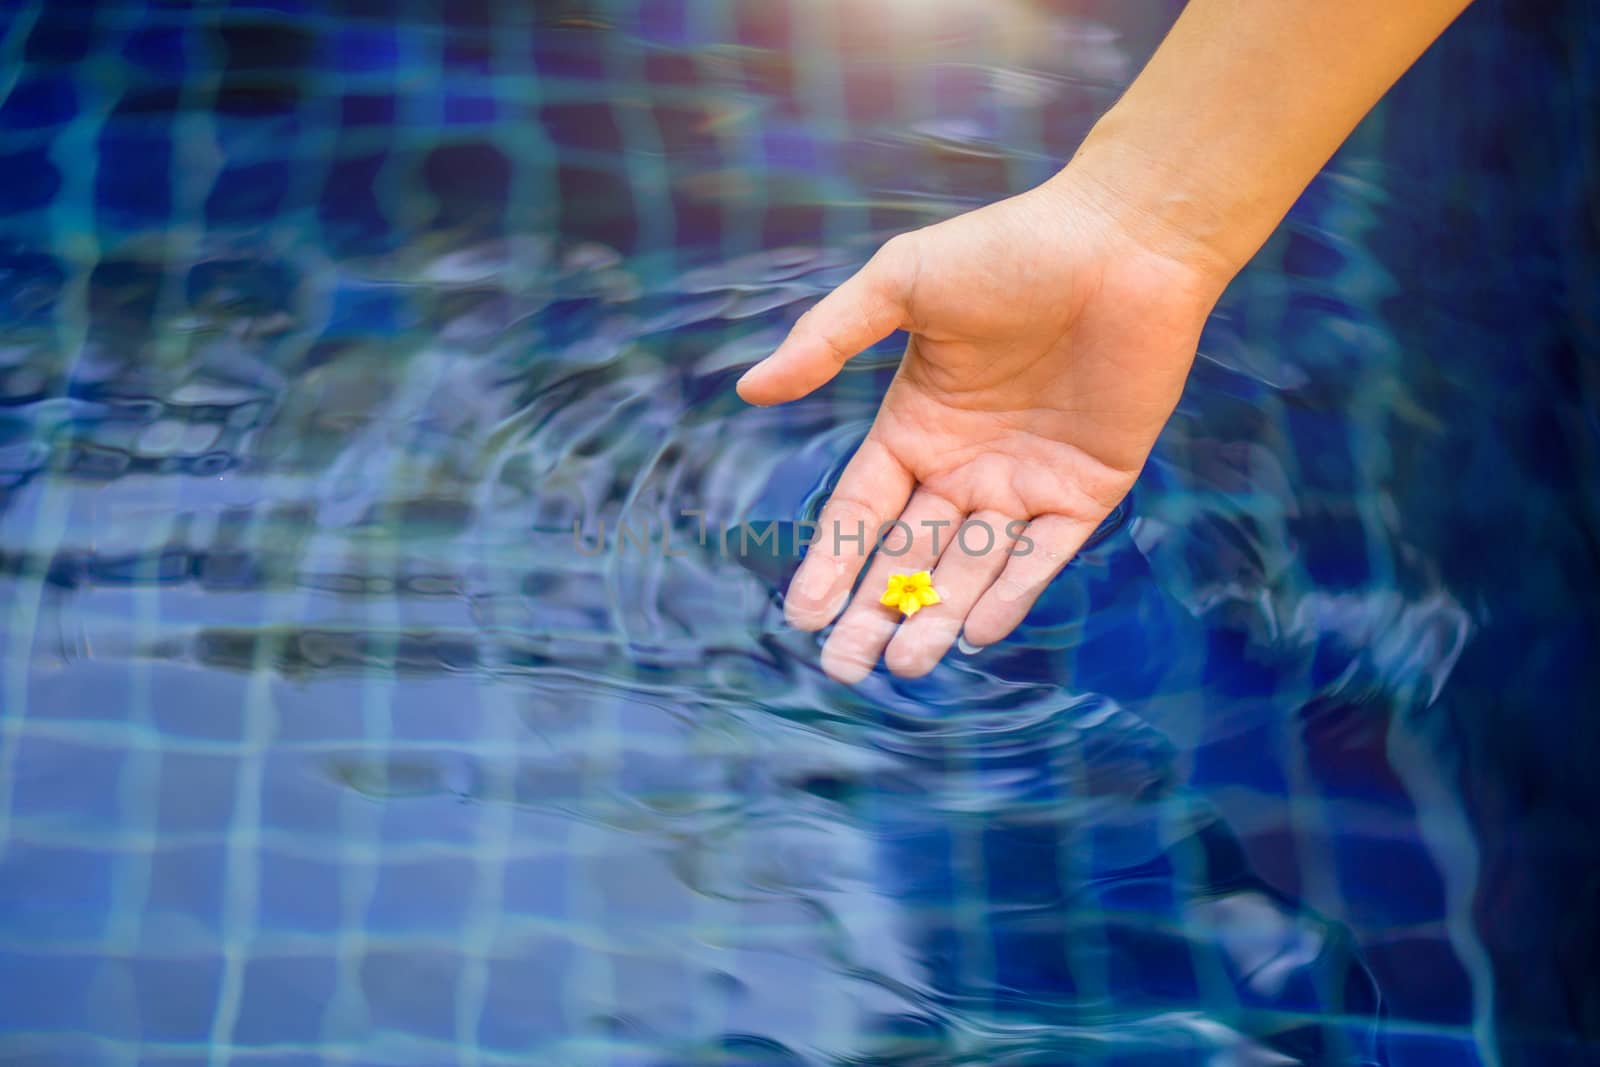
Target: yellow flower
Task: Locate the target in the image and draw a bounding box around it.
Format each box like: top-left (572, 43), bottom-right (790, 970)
top-left (880, 570), bottom-right (941, 617)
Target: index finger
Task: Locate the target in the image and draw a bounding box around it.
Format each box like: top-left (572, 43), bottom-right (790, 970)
top-left (784, 436), bottom-right (913, 631)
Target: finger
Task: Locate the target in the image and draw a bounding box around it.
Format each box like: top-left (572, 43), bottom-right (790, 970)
top-left (962, 513), bottom-right (1102, 648)
top-left (884, 510), bottom-right (1017, 678)
top-left (735, 236), bottom-right (916, 407)
top-left (820, 492), bottom-right (964, 684)
top-left (785, 438), bottom-right (913, 631)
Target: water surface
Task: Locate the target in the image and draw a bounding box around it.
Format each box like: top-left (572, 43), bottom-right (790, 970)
top-left (1, 1), bottom-right (1598, 1065)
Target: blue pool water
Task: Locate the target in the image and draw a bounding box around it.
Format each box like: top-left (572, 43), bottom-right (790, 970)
top-left (1, 0), bottom-right (1598, 1064)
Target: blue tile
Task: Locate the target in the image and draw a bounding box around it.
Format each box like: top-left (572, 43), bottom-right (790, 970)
top-left (359, 947), bottom-right (463, 1041)
top-left (204, 160), bottom-right (291, 225)
top-left (1333, 834), bottom-right (1448, 926)
top-left (24, 15), bottom-right (95, 64)
top-left (94, 132), bottom-right (172, 228)
top-left (443, 94), bottom-right (496, 125)
top-left (232, 955), bottom-right (338, 1045)
top-left (317, 150), bottom-right (395, 256)
top-left (339, 93), bottom-right (394, 127)
top-left (129, 955), bottom-right (225, 1043)
top-left (144, 844), bottom-right (229, 927)
top-left (0, 75), bottom-right (79, 130)
top-left (333, 27), bottom-right (397, 73)
top-left (8, 734), bottom-right (127, 824)
top-left (476, 943), bottom-right (580, 1051)
top-left (256, 852), bottom-right (345, 936)
top-left (0, 954), bottom-right (106, 1032)
top-left (154, 754), bottom-right (241, 835)
top-left (365, 856), bottom-right (477, 935)
top-left (122, 26), bottom-right (189, 73)
top-left (1365, 934), bottom-right (1475, 1025)
top-left (0, 842), bottom-right (116, 943)
top-left (0, 146), bottom-right (62, 216)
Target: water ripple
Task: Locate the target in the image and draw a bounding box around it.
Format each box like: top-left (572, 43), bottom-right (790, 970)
top-left (0, 3), bottom-right (1542, 1064)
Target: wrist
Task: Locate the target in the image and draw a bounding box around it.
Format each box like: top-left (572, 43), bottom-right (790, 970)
top-left (1044, 115), bottom-right (1255, 296)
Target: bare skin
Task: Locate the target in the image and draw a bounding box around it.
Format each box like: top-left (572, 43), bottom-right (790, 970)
top-left (737, 0), bottom-right (1476, 683)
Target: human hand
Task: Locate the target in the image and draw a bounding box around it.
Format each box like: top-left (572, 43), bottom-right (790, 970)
top-left (736, 173), bottom-right (1229, 682)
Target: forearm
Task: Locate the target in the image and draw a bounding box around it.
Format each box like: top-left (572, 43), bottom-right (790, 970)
top-left (1053, 0), bottom-right (1475, 283)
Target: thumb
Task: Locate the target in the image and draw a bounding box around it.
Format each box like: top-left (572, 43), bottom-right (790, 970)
top-left (736, 235), bottom-right (917, 406)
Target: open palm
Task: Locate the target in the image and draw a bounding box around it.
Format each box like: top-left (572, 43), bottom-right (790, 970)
top-left (737, 180), bottom-right (1225, 682)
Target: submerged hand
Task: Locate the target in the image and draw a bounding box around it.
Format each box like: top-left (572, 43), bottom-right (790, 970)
top-left (736, 175), bottom-right (1227, 682)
